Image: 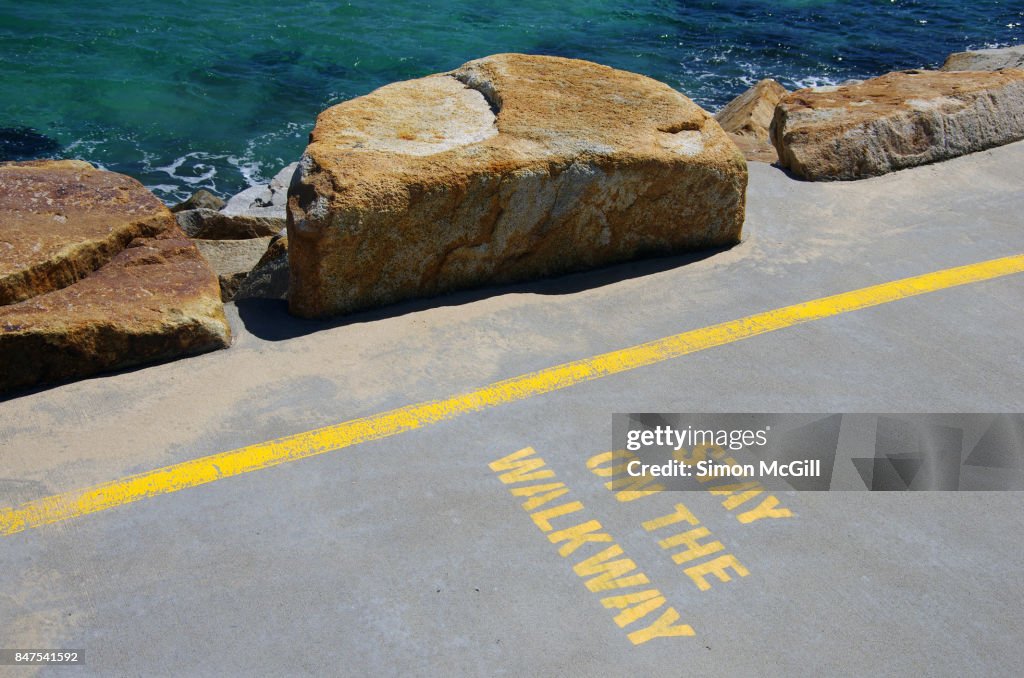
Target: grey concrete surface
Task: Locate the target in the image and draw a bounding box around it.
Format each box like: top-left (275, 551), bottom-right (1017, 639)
top-left (1, 142), bottom-right (1023, 677)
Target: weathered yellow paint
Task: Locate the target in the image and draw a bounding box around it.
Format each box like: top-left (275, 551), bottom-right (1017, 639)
top-left (719, 487), bottom-right (764, 510)
top-left (509, 482), bottom-right (566, 497)
top-left (489, 447), bottom-right (555, 484)
top-left (522, 488), bottom-right (571, 511)
top-left (548, 520), bottom-right (613, 557)
top-left (601, 590), bottom-right (667, 627)
top-left (3, 253), bottom-right (1023, 536)
top-left (512, 483), bottom-right (570, 511)
top-left (735, 495), bottom-right (794, 524)
top-left (530, 501), bottom-right (583, 532)
top-left (661, 528), bottom-right (726, 565)
top-left (490, 447), bottom-right (693, 643)
top-left (627, 608), bottom-right (696, 643)
top-left (708, 482), bottom-right (761, 497)
top-left (573, 545), bottom-right (649, 593)
top-left (585, 450), bottom-right (632, 476)
top-left (684, 554), bottom-right (751, 591)
top-left (641, 503), bottom-right (700, 532)
top-left (607, 475), bottom-right (666, 503)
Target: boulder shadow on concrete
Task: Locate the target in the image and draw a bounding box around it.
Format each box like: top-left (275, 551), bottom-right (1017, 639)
top-left (235, 245), bottom-right (730, 341)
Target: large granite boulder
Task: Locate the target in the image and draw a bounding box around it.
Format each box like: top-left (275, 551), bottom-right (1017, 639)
top-left (0, 160), bottom-right (231, 394)
top-left (715, 78), bottom-right (787, 163)
top-left (288, 54), bottom-right (747, 318)
top-left (770, 69), bottom-right (1024, 180)
top-left (941, 45), bottom-right (1024, 72)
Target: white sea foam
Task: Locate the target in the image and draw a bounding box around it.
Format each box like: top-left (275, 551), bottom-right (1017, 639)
top-left (225, 121), bottom-right (308, 188)
top-left (227, 156), bottom-right (266, 187)
top-left (151, 151), bottom-right (220, 185)
top-left (144, 184), bottom-right (181, 194)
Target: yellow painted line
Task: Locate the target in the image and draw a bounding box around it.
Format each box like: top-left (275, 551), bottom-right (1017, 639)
top-left (3, 253), bottom-right (1023, 536)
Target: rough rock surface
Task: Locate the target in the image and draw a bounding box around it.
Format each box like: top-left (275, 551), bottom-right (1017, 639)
top-left (222, 162), bottom-right (298, 224)
top-left (1, 160), bottom-right (171, 305)
top-left (235, 236), bottom-right (289, 301)
top-left (170, 188), bottom-right (225, 213)
top-left (770, 69), bottom-right (1024, 180)
top-left (0, 160), bottom-right (231, 394)
top-left (175, 208), bottom-right (282, 240)
top-left (716, 78), bottom-right (787, 162)
top-left (193, 237), bottom-right (275, 301)
top-left (941, 45), bottom-right (1024, 72)
top-left (289, 53), bottom-right (747, 318)
top-left (726, 135), bottom-right (780, 164)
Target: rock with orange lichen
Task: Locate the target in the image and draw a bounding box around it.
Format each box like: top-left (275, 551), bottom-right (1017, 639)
top-left (0, 160), bottom-right (231, 394)
top-left (288, 53), bottom-right (747, 318)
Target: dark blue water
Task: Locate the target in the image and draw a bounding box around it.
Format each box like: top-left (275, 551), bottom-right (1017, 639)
top-left (1, 0), bottom-right (1021, 202)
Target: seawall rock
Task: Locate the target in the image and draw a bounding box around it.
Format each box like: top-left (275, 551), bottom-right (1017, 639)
top-left (193, 237), bottom-right (275, 301)
top-left (235, 236), bottom-right (288, 301)
top-left (175, 208), bottom-right (281, 240)
top-left (289, 53), bottom-right (746, 318)
top-left (770, 69), bottom-right (1024, 180)
top-left (1, 160), bottom-right (169, 305)
top-left (222, 162), bottom-right (298, 225)
top-left (0, 160), bottom-right (231, 394)
top-left (170, 188), bottom-right (225, 213)
top-left (716, 78), bottom-right (787, 162)
top-left (941, 45), bottom-right (1024, 72)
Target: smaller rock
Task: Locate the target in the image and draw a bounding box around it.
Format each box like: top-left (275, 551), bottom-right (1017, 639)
top-left (267, 163), bottom-right (298, 198)
top-left (941, 45), bottom-right (1024, 72)
top-left (770, 69), bottom-right (1024, 180)
top-left (716, 79), bottom-right (787, 163)
top-left (193, 237), bottom-right (275, 301)
top-left (235, 236), bottom-right (289, 301)
top-left (716, 79), bottom-right (787, 141)
top-left (223, 185), bottom-right (271, 213)
top-left (0, 161), bottom-right (230, 393)
top-left (175, 208), bottom-right (281, 239)
top-left (1, 159), bottom-right (169, 305)
top-left (222, 162), bottom-right (298, 219)
top-left (169, 188), bottom-right (225, 213)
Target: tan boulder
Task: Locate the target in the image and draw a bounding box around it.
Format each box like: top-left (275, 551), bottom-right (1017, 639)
top-left (941, 45), bottom-right (1024, 72)
top-left (193, 237), bottom-right (275, 301)
top-left (716, 78), bottom-right (787, 162)
top-left (0, 160), bottom-right (231, 394)
top-left (1, 160), bottom-right (170, 305)
top-left (288, 53), bottom-right (747, 318)
top-left (770, 69), bottom-right (1024, 180)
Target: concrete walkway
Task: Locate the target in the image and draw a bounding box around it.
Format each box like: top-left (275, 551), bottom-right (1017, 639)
top-left (2, 142), bottom-right (1023, 676)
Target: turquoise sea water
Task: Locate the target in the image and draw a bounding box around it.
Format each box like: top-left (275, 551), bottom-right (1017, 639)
top-left (2, 1), bottom-right (1021, 202)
